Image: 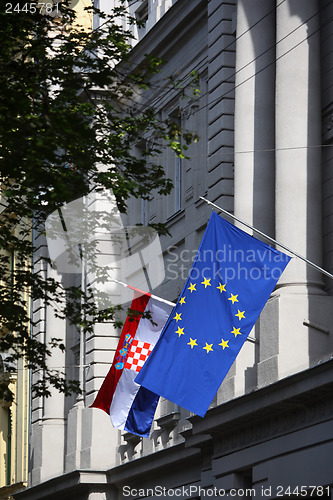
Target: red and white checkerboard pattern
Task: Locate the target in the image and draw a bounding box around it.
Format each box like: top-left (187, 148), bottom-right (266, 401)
top-left (124, 339), bottom-right (153, 373)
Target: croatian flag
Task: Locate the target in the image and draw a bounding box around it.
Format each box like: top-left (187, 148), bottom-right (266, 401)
top-left (90, 288), bottom-right (173, 437)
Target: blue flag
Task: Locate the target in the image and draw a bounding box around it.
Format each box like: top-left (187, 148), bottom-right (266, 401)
top-left (136, 212), bottom-right (291, 417)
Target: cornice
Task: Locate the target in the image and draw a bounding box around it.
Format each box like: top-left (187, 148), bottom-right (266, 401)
top-left (123, 0), bottom-right (207, 69)
top-left (13, 471), bottom-right (108, 500)
top-left (185, 358), bottom-right (333, 448)
top-left (108, 441), bottom-right (199, 486)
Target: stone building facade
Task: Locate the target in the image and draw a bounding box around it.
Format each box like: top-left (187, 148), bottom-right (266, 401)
top-left (15, 1), bottom-right (333, 499)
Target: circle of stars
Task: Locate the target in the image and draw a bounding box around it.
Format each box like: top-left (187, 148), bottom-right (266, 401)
top-left (172, 277), bottom-right (246, 354)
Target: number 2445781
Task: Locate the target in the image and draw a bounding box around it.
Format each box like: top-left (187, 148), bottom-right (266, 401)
top-left (5, 3), bottom-right (59, 14)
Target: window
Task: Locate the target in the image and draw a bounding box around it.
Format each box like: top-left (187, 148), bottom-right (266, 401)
top-left (174, 155), bottom-right (182, 212)
top-left (135, 0), bottom-right (148, 38)
top-left (168, 108), bottom-right (182, 215)
top-left (141, 198), bottom-right (148, 225)
top-left (134, 140), bottom-right (149, 225)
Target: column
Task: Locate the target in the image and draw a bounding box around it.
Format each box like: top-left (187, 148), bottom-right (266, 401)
top-left (74, 190), bottom-right (120, 471)
top-left (223, 0), bottom-right (276, 401)
top-left (38, 265), bottom-right (66, 482)
top-left (275, 0), bottom-right (322, 290)
top-left (258, 0), bottom-right (333, 386)
top-left (234, 0), bottom-right (276, 235)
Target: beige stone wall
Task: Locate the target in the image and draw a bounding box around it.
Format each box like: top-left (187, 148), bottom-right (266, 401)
top-left (70, 0), bottom-right (93, 32)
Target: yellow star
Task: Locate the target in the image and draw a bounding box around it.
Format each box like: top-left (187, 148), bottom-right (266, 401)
top-left (176, 326), bottom-right (185, 337)
top-left (231, 326), bottom-right (242, 337)
top-left (228, 293), bottom-right (239, 304)
top-left (173, 312), bottom-right (182, 322)
top-left (201, 277), bottom-right (211, 288)
top-left (235, 310), bottom-right (245, 321)
top-left (188, 283), bottom-right (196, 293)
top-left (216, 282), bottom-right (226, 293)
top-left (187, 338), bottom-right (198, 349)
top-left (203, 343), bottom-right (213, 353)
top-left (219, 338), bottom-right (229, 350)
top-left (179, 297), bottom-right (186, 305)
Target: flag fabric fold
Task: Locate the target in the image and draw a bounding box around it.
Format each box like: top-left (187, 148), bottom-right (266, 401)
top-left (90, 289), bottom-right (173, 437)
top-left (136, 212), bottom-right (291, 417)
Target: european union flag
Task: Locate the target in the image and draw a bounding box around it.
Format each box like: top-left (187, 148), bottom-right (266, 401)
top-left (136, 212), bottom-right (291, 417)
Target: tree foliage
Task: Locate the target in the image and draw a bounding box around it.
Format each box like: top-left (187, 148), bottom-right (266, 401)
top-left (0, 0), bottom-right (198, 401)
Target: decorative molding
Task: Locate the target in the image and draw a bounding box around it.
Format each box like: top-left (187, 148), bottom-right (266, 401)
top-left (166, 208), bottom-right (185, 228)
top-left (156, 411), bottom-right (180, 429)
top-left (213, 396), bottom-right (333, 457)
top-left (185, 360), bottom-right (333, 458)
top-left (119, 432), bottom-right (142, 462)
top-left (155, 412), bottom-right (180, 446)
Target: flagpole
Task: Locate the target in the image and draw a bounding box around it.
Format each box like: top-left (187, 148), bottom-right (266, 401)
top-left (111, 259), bottom-right (257, 343)
top-left (111, 278), bottom-right (175, 307)
top-left (200, 196), bottom-right (333, 281)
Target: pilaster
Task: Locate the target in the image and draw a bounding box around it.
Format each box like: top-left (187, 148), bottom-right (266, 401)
top-left (31, 265), bottom-right (66, 484)
top-left (258, 0), bottom-right (333, 386)
top-left (232, 0), bottom-right (276, 398)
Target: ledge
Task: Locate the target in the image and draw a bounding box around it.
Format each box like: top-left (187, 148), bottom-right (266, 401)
top-left (0, 481), bottom-right (27, 498)
top-left (166, 209), bottom-right (185, 228)
top-left (13, 471), bottom-right (108, 500)
top-left (187, 358), bottom-right (333, 441)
